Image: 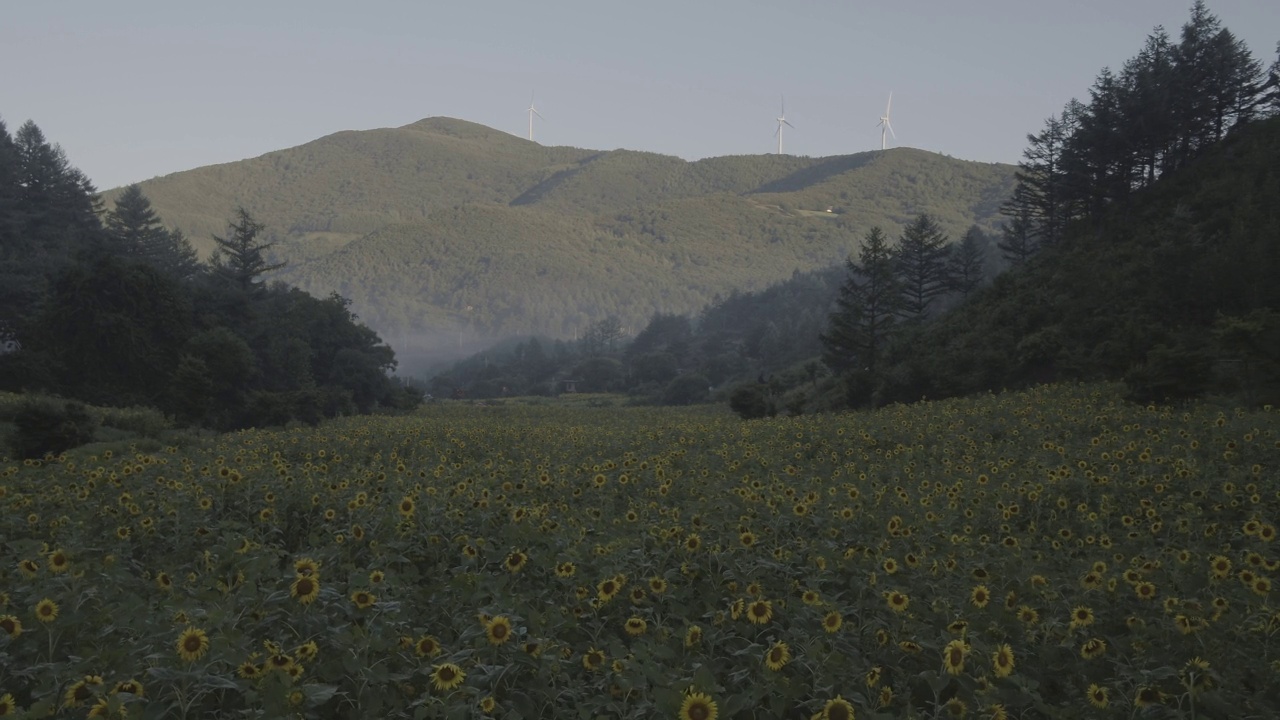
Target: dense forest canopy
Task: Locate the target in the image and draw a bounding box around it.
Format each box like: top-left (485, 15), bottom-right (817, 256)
top-left (0, 117), bottom-right (419, 444)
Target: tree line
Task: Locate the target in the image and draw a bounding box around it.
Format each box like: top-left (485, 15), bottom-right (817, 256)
top-left (0, 117), bottom-right (419, 436)
top-left (999, 1), bottom-right (1280, 264)
top-left (816, 3), bottom-right (1280, 410)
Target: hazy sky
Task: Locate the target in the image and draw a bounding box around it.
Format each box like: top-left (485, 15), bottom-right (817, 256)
top-left (3, 1), bottom-right (1277, 190)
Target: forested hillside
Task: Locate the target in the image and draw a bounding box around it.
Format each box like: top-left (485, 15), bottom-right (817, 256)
top-left (821, 2), bottom-right (1280, 409)
top-left (102, 119), bottom-right (1015, 367)
top-left (0, 118), bottom-right (419, 453)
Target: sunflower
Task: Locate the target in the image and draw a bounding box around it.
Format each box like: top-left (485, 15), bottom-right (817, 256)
top-left (822, 610), bottom-right (843, 633)
top-left (821, 696), bottom-right (854, 720)
top-left (1086, 683), bottom-right (1109, 709)
top-left (0, 693), bottom-right (16, 716)
top-left (416, 635), bottom-right (442, 657)
top-left (1209, 555), bottom-right (1231, 579)
top-left (486, 616), bottom-right (514, 645)
top-left (479, 695), bottom-right (497, 713)
top-left (649, 577), bottom-right (668, 594)
top-left (291, 575), bottom-right (321, 605)
top-left (177, 626), bottom-right (210, 662)
top-left (555, 561), bottom-right (576, 578)
top-left (801, 589), bottom-right (822, 606)
top-left (1134, 581), bottom-right (1157, 600)
top-left (684, 534), bottom-right (702, 552)
top-left (34, 598), bottom-right (58, 623)
top-left (1134, 686), bottom-right (1162, 708)
top-left (1183, 657), bottom-right (1213, 694)
top-left (942, 698), bottom-right (965, 718)
top-left (624, 617), bottom-right (648, 636)
top-left (398, 496), bottom-right (416, 517)
top-left (294, 640), bottom-right (319, 662)
top-left (1079, 638), bottom-right (1107, 660)
top-left (684, 625), bottom-right (703, 647)
top-left (111, 679), bottom-right (143, 698)
top-left (992, 643), bottom-right (1015, 677)
top-left (970, 585), bottom-right (990, 608)
top-left (0, 615), bottom-right (20, 638)
top-left (1068, 606), bottom-right (1094, 630)
top-left (582, 647), bottom-right (606, 671)
top-left (1017, 606), bottom-right (1039, 624)
top-left (48, 549), bottom-right (70, 573)
top-left (369, 570), bottom-right (385, 585)
top-left (237, 659), bottom-right (263, 679)
top-left (680, 692), bottom-right (718, 720)
top-left (430, 663), bottom-right (466, 692)
top-left (598, 578), bottom-right (622, 603)
top-left (746, 599), bottom-right (773, 625)
top-left (886, 591), bottom-right (909, 613)
top-left (18, 559), bottom-right (38, 577)
top-left (294, 557), bottom-right (320, 577)
top-left (764, 641), bottom-right (791, 671)
top-left (729, 598), bottom-right (744, 620)
top-left (63, 675), bottom-right (104, 708)
top-left (865, 666), bottom-right (882, 687)
top-left (505, 550), bottom-right (528, 573)
top-left (351, 590), bottom-right (377, 609)
top-left (942, 639), bottom-right (968, 675)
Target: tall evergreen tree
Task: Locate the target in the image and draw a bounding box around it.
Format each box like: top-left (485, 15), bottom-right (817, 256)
top-left (997, 206), bottom-right (1038, 267)
top-left (106, 185), bottom-right (201, 279)
top-left (821, 227), bottom-right (900, 374)
top-left (210, 208), bottom-right (285, 289)
top-left (894, 214), bottom-right (951, 321)
top-left (948, 226), bottom-right (988, 298)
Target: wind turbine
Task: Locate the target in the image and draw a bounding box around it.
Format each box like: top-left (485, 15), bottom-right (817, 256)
top-left (775, 96), bottom-right (794, 155)
top-left (526, 92), bottom-right (545, 142)
top-left (877, 92), bottom-right (896, 150)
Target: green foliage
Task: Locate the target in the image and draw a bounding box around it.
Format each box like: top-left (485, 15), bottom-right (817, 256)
top-left (869, 116), bottom-right (1280, 408)
top-left (8, 397), bottom-right (97, 459)
top-left (821, 227), bottom-right (900, 375)
top-left (728, 383), bottom-right (774, 419)
top-left (0, 118), bottom-right (417, 431)
top-left (106, 184), bottom-right (201, 280)
top-left (662, 373), bottom-right (711, 406)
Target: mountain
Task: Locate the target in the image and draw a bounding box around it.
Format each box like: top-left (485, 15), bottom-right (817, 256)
top-left (104, 118), bottom-right (1016, 369)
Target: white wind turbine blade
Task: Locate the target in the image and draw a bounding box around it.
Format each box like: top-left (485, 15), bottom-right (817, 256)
top-left (887, 121), bottom-right (896, 139)
top-left (886, 91), bottom-right (893, 117)
top-left (783, 119), bottom-right (794, 128)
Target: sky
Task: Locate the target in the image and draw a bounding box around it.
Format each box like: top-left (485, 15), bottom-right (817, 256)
top-left (2, 0), bottom-right (1277, 190)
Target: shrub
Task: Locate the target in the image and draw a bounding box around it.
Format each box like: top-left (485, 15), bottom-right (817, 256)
top-left (9, 398), bottom-right (98, 459)
top-left (728, 383), bottom-right (774, 419)
top-left (662, 374), bottom-right (711, 406)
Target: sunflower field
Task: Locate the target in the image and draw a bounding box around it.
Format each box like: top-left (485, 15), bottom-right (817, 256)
top-left (1, 383), bottom-right (1279, 719)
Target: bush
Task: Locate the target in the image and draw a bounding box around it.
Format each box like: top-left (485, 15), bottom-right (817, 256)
top-left (728, 383), bottom-right (774, 419)
top-left (662, 374), bottom-right (710, 406)
top-left (9, 398), bottom-right (98, 459)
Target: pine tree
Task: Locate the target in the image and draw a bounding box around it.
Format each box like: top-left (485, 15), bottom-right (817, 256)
top-left (106, 185), bottom-right (201, 279)
top-left (894, 214), bottom-right (951, 321)
top-left (997, 206), bottom-right (1038, 267)
top-left (820, 227), bottom-right (900, 374)
top-left (948, 226), bottom-right (988, 298)
top-left (210, 208), bottom-right (285, 289)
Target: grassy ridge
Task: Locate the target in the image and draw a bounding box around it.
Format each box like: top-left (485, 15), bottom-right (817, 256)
top-left (102, 118), bottom-right (1015, 355)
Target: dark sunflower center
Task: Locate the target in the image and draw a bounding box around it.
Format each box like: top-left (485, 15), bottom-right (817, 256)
top-left (298, 579), bottom-right (314, 593)
top-left (829, 704), bottom-right (850, 720)
top-left (949, 649), bottom-right (963, 665)
top-left (439, 667), bottom-right (456, 681)
top-left (688, 703), bottom-right (709, 720)
top-left (493, 625), bottom-right (508, 638)
top-left (769, 648), bottom-right (783, 662)
top-left (184, 636), bottom-right (202, 651)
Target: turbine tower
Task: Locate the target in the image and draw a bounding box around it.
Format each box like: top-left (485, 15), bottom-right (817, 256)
top-left (775, 96), bottom-right (794, 155)
top-left (877, 92), bottom-right (896, 150)
top-left (527, 92), bottom-right (545, 142)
